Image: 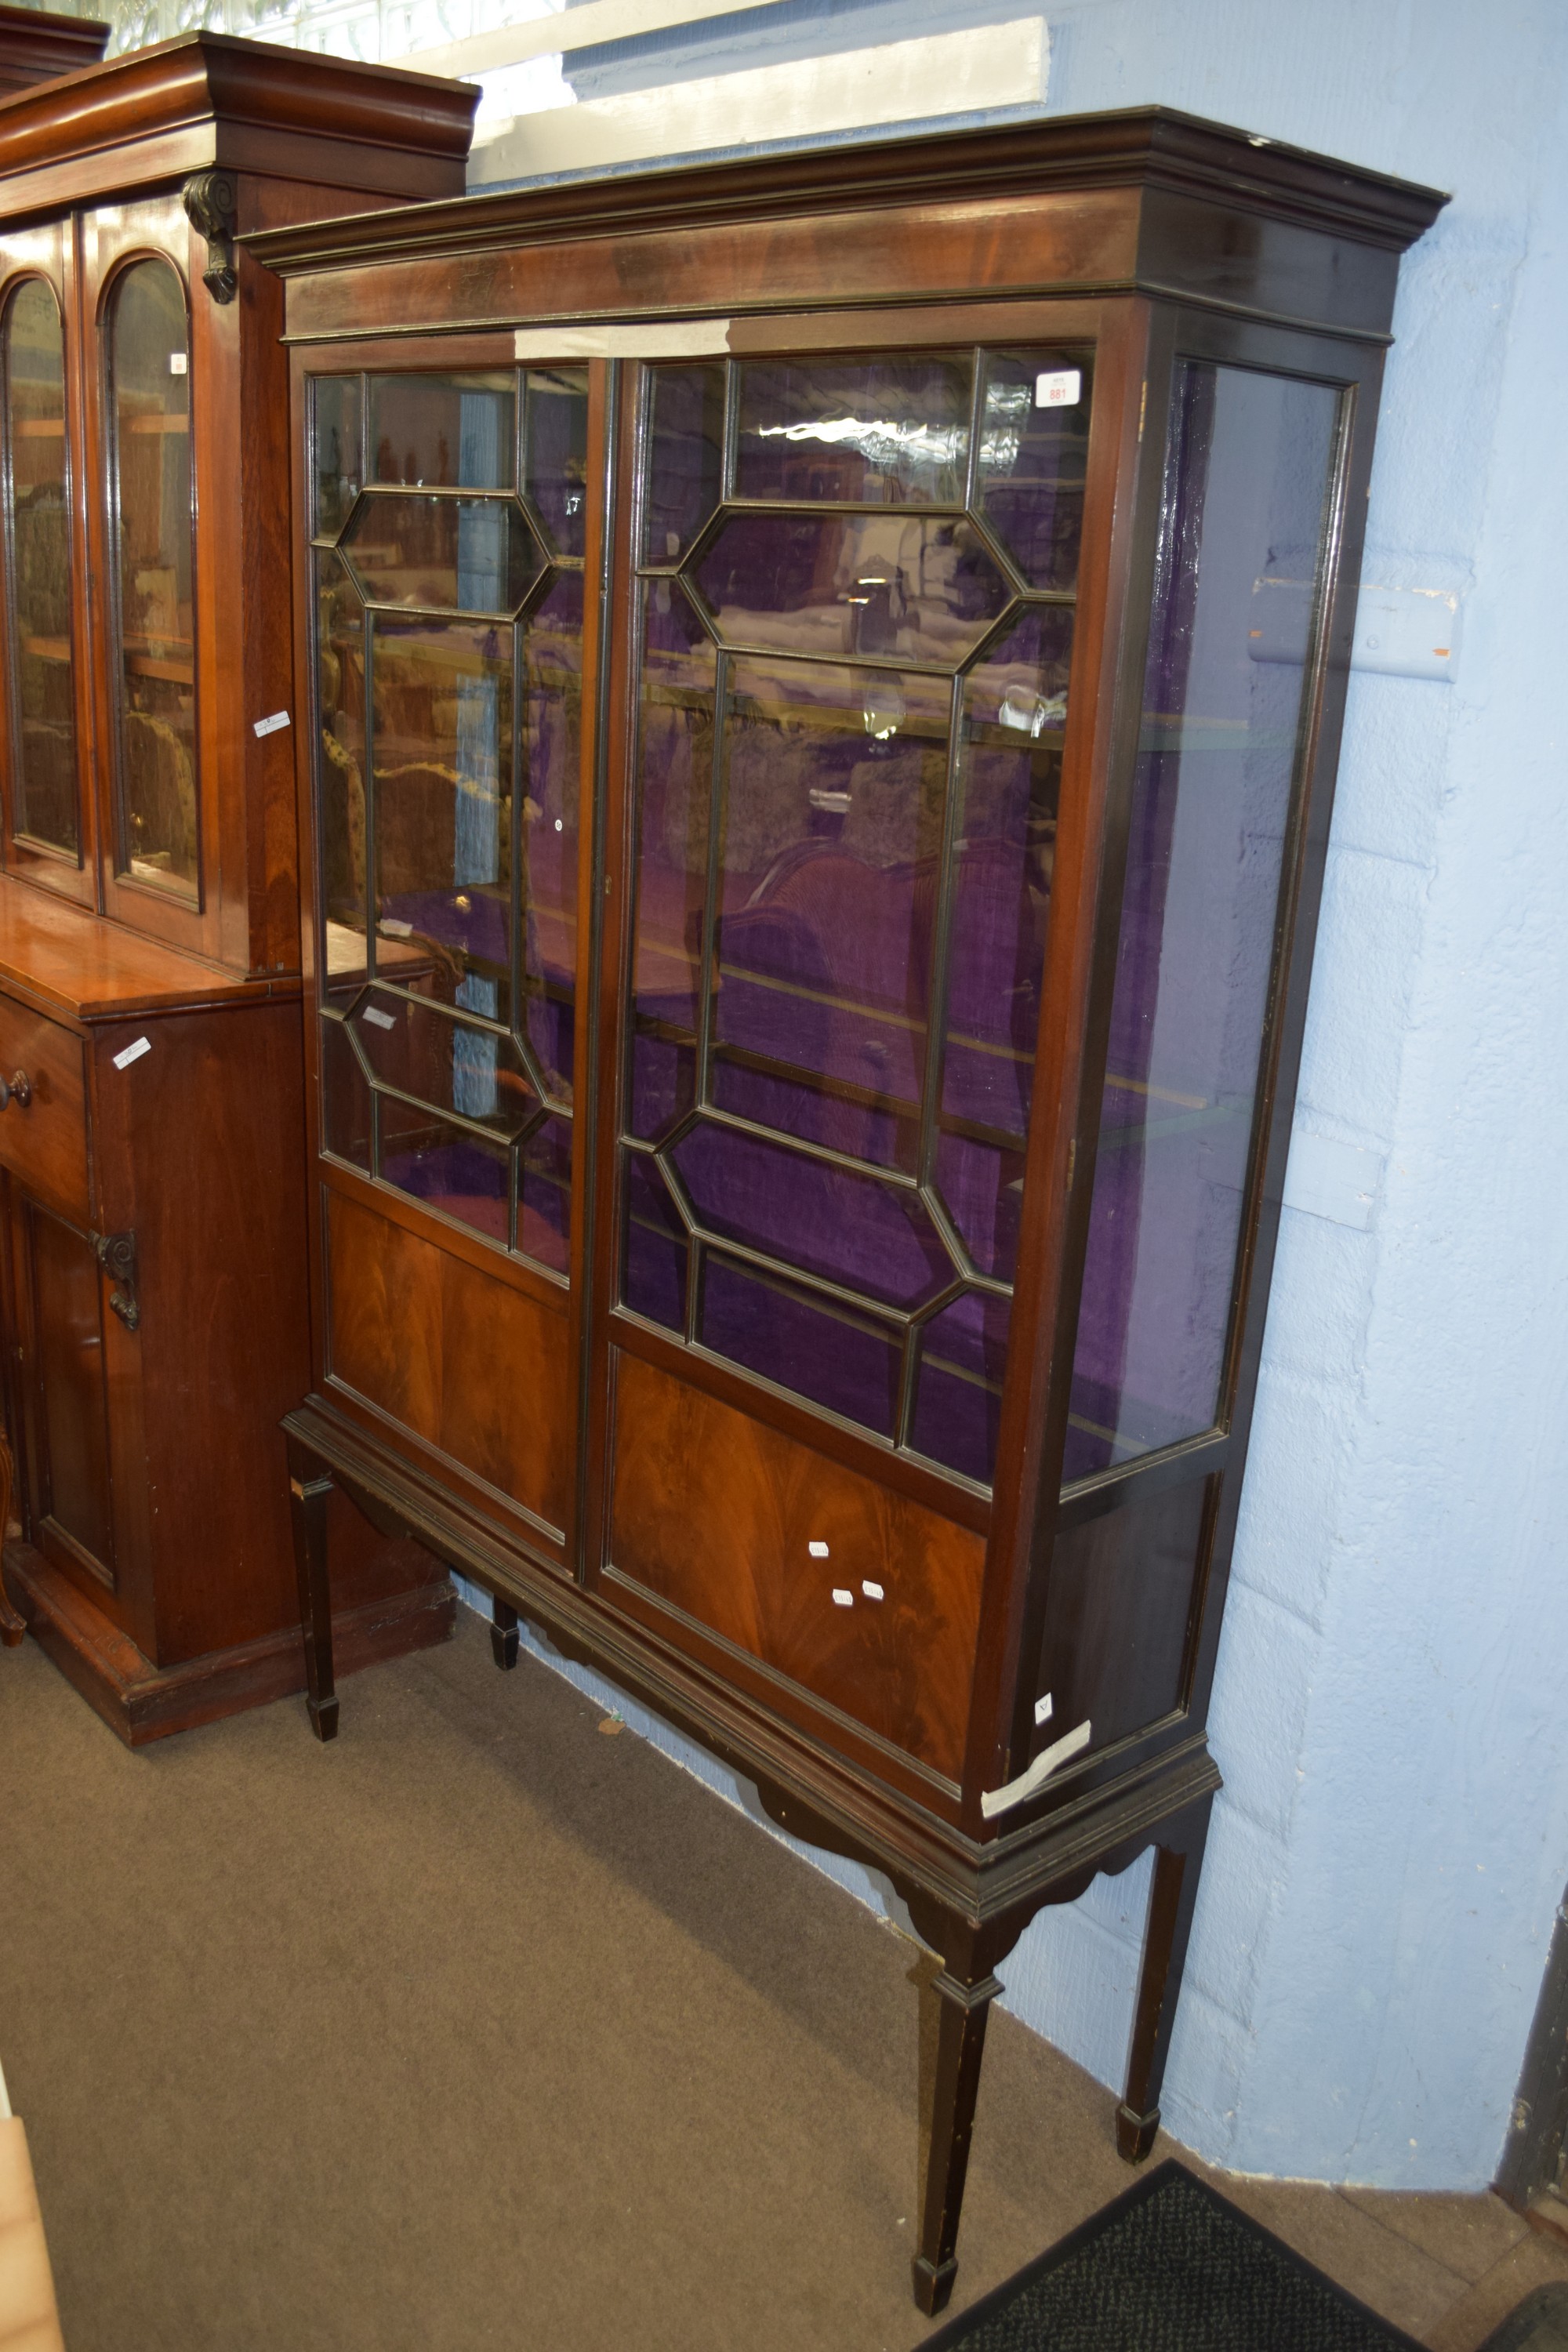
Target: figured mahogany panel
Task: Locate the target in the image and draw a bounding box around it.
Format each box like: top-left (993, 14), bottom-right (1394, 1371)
top-left (608, 1349), bottom-right (985, 1780)
top-left (325, 1186), bottom-right (571, 1537)
top-left (0, 991), bottom-right (87, 1221)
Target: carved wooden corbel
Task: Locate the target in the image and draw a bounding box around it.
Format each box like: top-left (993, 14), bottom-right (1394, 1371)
top-left (182, 169), bottom-right (238, 304)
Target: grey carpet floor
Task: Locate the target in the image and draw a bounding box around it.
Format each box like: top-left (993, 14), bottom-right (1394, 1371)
top-left (0, 1610), bottom-right (1141, 2352)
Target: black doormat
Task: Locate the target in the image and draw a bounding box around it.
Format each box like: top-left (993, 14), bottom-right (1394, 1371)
top-left (916, 2161), bottom-right (1425, 2351)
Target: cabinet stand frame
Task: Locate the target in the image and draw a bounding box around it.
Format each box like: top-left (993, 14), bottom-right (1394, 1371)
top-left (284, 1397), bottom-right (1218, 2314)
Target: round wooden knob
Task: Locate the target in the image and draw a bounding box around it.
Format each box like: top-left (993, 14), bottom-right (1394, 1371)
top-left (0, 1071), bottom-right (32, 1111)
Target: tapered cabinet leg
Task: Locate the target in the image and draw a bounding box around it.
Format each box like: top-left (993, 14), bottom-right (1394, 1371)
top-left (1117, 1796), bottom-right (1213, 2162)
top-left (287, 1438), bottom-right (339, 1742)
top-left (0, 1427), bottom-right (22, 1648)
top-left (490, 1596), bottom-right (519, 1671)
top-left (912, 1962), bottom-right (1001, 2316)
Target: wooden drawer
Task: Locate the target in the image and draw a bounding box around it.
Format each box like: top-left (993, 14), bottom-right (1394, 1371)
top-left (0, 993), bottom-right (89, 1221)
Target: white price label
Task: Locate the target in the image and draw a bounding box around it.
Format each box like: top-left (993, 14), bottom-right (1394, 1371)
top-left (169, 352), bottom-right (187, 377)
top-left (113, 1035), bottom-right (151, 1070)
top-left (808, 1541), bottom-right (829, 1558)
top-left (361, 1007), bottom-right (397, 1032)
top-left (831, 1588), bottom-right (854, 1607)
top-left (1035, 368), bottom-right (1082, 408)
top-left (253, 710), bottom-right (291, 739)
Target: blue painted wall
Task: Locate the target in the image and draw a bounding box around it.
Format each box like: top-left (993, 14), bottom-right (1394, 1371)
top-left (465, 0), bottom-right (1568, 2190)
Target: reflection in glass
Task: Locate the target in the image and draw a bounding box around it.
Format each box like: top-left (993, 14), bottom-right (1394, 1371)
top-left (628, 580), bottom-right (716, 1134)
top-left (314, 376), bottom-right (361, 539)
top-left (643, 362), bottom-right (723, 565)
top-left (909, 1291), bottom-right (1011, 1485)
top-left (369, 373), bottom-right (514, 489)
top-left (669, 1122), bottom-right (953, 1312)
top-left (378, 1097), bottom-right (510, 1247)
top-left (936, 603), bottom-right (1073, 1280)
top-left (520, 1112), bottom-right (572, 1272)
top-left (1067, 361), bottom-right (1339, 1483)
top-left (4, 279), bottom-right (78, 855)
top-left (369, 614), bottom-right (515, 1028)
top-left (712, 658), bottom-right (949, 1173)
top-left (520, 568), bottom-right (583, 1099)
top-left (320, 1012), bottom-right (372, 1171)
top-left (347, 986), bottom-right (535, 1138)
top-left (699, 1254), bottom-right (902, 1436)
top-left (622, 1149), bottom-right (687, 1330)
top-left (737, 357), bottom-right (971, 506)
top-left (341, 495), bottom-right (543, 615)
top-left (524, 367), bottom-right (589, 557)
top-left (695, 511), bottom-right (1011, 666)
top-left (318, 549), bottom-right (367, 979)
top-left (976, 349), bottom-right (1093, 592)
top-left (109, 259), bottom-right (196, 897)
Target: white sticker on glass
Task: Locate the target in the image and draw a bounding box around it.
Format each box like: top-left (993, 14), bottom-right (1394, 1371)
top-left (169, 353), bottom-right (187, 377)
top-left (112, 1035), bottom-right (151, 1070)
top-left (361, 1007), bottom-right (397, 1032)
top-left (379, 918), bottom-right (413, 938)
top-left (862, 1581), bottom-right (884, 1602)
top-left (808, 1541), bottom-right (829, 1558)
top-left (1035, 368), bottom-right (1082, 408)
top-left (1035, 1692), bottom-right (1054, 1726)
top-left (252, 710), bottom-right (290, 739)
top-left (831, 1588), bottom-right (853, 1607)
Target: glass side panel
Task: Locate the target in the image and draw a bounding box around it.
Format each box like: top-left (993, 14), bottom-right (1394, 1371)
top-left (735, 356), bottom-right (971, 506)
top-left (108, 258), bottom-right (196, 898)
top-left (623, 345), bottom-right (1094, 1483)
top-left (314, 376), bottom-right (361, 540)
top-left (4, 279), bottom-right (78, 855)
top-left (368, 373), bottom-right (515, 488)
top-left (642, 361), bottom-right (723, 566)
top-left (1066, 361), bottom-right (1341, 1484)
top-left (975, 349), bottom-right (1094, 593)
top-left (310, 367), bottom-right (582, 1283)
top-left (694, 511), bottom-right (1011, 666)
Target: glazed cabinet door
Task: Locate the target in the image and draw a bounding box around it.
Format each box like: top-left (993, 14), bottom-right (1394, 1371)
top-left (590, 329), bottom-right (1112, 1803)
top-left (80, 198), bottom-right (214, 959)
top-left (0, 216), bottom-right (95, 907)
top-left (306, 361), bottom-right (595, 1562)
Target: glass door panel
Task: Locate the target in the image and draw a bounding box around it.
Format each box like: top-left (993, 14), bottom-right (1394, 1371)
top-left (622, 345), bottom-right (1093, 1489)
top-left (310, 365), bottom-right (588, 1282)
top-left (106, 255), bottom-right (197, 900)
top-left (2, 277), bottom-right (80, 862)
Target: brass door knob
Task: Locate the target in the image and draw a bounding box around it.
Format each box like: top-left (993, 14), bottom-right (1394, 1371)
top-left (0, 1071), bottom-right (32, 1111)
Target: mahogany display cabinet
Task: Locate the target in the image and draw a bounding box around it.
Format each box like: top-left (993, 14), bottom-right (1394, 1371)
top-left (255, 112), bottom-right (1445, 2309)
top-left (0, 34), bottom-right (480, 1740)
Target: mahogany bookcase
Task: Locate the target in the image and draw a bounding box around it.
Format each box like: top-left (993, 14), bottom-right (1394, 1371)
top-left (252, 113), bottom-right (1444, 2310)
top-left (0, 36), bottom-right (477, 1740)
